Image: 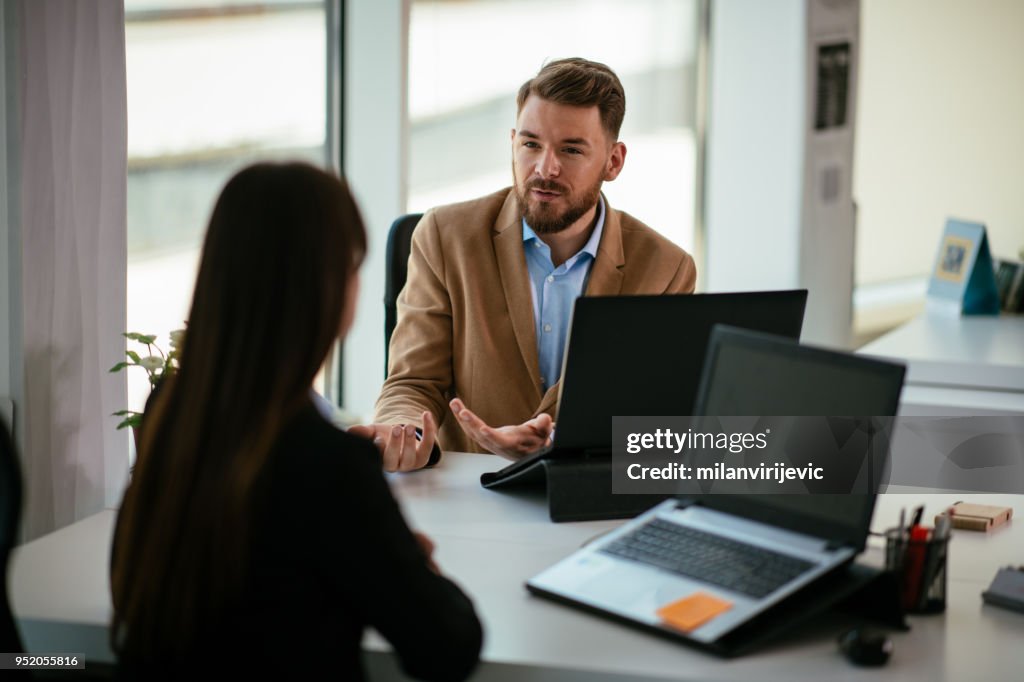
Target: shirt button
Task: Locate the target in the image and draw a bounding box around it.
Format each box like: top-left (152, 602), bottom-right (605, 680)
top-left (543, 324), bottom-right (552, 333)
top-left (546, 275), bottom-right (554, 283)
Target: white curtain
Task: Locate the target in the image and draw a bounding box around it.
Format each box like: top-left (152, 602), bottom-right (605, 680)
top-left (17, 0), bottom-right (128, 540)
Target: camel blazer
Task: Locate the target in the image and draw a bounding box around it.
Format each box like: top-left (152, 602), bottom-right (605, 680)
top-left (374, 188), bottom-right (697, 455)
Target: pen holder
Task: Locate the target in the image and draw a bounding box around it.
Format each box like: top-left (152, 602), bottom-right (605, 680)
top-left (884, 527), bottom-right (950, 614)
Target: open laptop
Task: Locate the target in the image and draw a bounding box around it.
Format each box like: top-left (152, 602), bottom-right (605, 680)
top-left (481, 291), bottom-right (808, 489)
top-left (526, 326), bottom-right (906, 654)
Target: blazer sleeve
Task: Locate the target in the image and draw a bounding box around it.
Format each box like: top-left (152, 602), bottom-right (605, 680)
top-left (325, 441), bottom-right (483, 681)
top-left (374, 211), bottom-right (453, 437)
top-left (663, 251), bottom-right (697, 294)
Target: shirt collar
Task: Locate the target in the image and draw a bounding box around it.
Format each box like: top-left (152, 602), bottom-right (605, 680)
top-left (522, 195), bottom-right (606, 260)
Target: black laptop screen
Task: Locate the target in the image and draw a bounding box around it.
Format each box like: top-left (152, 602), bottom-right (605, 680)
top-left (689, 326), bottom-right (906, 550)
top-left (554, 290), bottom-right (808, 452)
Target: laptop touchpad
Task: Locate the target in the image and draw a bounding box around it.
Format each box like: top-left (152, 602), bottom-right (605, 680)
top-left (575, 560), bottom-right (698, 613)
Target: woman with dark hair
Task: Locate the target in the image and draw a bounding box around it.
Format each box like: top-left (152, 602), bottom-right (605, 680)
top-left (110, 162), bottom-right (482, 680)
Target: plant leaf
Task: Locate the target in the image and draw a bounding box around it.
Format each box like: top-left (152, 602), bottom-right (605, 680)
top-left (111, 409), bottom-right (136, 416)
top-left (124, 332), bottom-right (157, 344)
top-left (115, 415), bottom-right (141, 430)
top-left (109, 362), bottom-right (130, 373)
top-left (126, 350), bottom-right (141, 363)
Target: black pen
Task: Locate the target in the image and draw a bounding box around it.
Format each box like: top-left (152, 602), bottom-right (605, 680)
top-left (911, 505), bottom-right (924, 529)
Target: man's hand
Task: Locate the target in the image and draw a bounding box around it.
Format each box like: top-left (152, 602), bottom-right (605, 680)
top-left (449, 398), bottom-right (553, 460)
top-left (349, 410), bottom-right (437, 472)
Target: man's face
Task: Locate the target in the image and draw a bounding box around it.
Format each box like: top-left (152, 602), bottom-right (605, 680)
top-left (512, 96), bottom-right (625, 234)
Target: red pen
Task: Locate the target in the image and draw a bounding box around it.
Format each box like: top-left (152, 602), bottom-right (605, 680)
top-left (903, 525), bottom-right (930, 610)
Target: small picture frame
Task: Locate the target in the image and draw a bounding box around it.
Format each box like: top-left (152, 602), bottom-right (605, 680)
top-left (926, 219), bottom-right (1000, 315)
top-left (934, 235), bottom-right (973, 283)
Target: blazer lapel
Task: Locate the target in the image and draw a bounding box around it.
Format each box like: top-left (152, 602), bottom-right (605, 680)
top-left (584, 194), bottom-right (625, 297)
top-left (493, 191), bottom-right (544, 400)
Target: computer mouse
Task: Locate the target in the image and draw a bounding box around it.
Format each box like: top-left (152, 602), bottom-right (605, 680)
top-left (838, 627), bottom-right (893, 667)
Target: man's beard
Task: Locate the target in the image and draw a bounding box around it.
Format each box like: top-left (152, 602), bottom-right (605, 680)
top-left (515, 176), bottom-right (603, 235)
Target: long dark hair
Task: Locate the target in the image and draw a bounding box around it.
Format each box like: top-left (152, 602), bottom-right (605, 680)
top-left (111, 162), bottom-right (367, 658)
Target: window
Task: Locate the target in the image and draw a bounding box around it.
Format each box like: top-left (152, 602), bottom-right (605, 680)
top-left (407, 0), bottom-right (701, 252)
top-left (125, 1), bottom-right (329, 413)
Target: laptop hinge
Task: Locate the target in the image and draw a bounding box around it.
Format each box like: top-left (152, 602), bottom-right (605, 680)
top-left (824, 539), bottom-right (847, 552)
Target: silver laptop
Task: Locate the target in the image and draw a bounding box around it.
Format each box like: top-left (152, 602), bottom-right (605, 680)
top-left (526, 326), bottom-right (906, 650)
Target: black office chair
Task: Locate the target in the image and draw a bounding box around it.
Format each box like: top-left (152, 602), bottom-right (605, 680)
top-left (1, 418), bottom-right (28, 676)
top-left (384, 213), bottom-right (423, 376)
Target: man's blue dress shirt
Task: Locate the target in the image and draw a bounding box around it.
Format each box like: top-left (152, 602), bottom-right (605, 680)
top-left (521, 197), bottom-right (605, 392)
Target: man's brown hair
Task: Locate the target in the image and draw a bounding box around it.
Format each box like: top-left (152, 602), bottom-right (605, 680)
top-left (516, 57), bottom-right (626, 141)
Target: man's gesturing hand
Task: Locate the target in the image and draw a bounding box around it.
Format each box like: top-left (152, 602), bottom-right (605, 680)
top-left (449, 398), bottom-right (553, 460)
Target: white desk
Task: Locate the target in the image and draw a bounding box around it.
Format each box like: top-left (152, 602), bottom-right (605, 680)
top-left (10, 453), bottom-right (1024, 681)
top-left (859, 314), bottom-right (1024, 414)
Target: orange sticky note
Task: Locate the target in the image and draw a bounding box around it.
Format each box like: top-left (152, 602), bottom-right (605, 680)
top-left (656, 592), bottom-right (733, 632)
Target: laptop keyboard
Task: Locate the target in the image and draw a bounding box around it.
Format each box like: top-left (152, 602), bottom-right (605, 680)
top-left (601, 518), bottom-right (815, 599)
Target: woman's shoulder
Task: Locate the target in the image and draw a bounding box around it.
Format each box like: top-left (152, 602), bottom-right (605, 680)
top-left (280, 404), bottom-right (378, 462)
top-left (261, 407), bottom-right (392, 522)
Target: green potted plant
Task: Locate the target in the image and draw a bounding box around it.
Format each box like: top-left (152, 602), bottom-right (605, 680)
top-left (110, 328), bottom-right (185, 452)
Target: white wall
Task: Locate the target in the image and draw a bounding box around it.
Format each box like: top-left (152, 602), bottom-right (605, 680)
top-left (705, 0), bottom-right (861, 348)
top-left (855, 0), bottom-right (1024, 287)
top-left (342, 0), bottom-right (409, 421)
top-left (705, 0), bottom-right (805, 294)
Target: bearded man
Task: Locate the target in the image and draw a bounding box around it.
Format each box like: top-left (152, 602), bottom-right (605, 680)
top-left (354, 58), bottom-right (696, 470)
